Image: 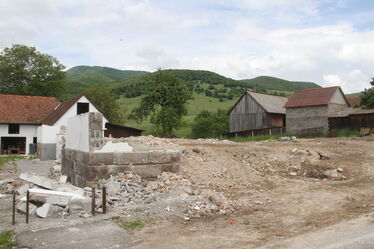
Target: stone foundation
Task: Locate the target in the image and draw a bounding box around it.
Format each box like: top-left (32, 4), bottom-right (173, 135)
top-left (62, 148), bottom-right (181, 187)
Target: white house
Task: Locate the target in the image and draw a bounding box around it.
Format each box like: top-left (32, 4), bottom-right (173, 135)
top-left (0, 94), bottom-right (108, 160)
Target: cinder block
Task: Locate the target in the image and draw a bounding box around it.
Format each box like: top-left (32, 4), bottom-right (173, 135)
top-left (107, 165), bottom-right (131, 176)
top-left (89, 152), bottom-right (114, 164)
top-left (113, 152), bottom-right (149, 165)
top-left (130, 164), bottom-right (163, 179)
top-left (89, 113), bottom-right (103, 130)
top-left (75, 151), bottom-right (89, 163)
top-left (149, 152), bottom-right (181, 164)
top-left (161, 163), bottom-right (180, 173)
top-left (85, 166), bottom-right (100, 181)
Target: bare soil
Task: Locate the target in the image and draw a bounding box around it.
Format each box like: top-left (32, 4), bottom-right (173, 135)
top-left (127, 137), bottom-right (374, 249)
top-left (1, 137), bottom-right (374, 249)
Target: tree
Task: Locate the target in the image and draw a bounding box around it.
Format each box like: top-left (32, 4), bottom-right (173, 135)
top-left (0, 44), bottom-right (66, 97)
top-left (191, 109), bottom-right (229, 138)
top-left (360, 78), bottom-right (374, 109)
top-left (132, 69), bottom-right (190, 136)
top-left (82, 85), bottom-right (125, 124)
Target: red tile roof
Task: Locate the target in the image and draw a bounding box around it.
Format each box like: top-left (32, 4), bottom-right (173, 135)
top-left (284, 86), bottom-right (345, 108)
top-left (0, 94), bottom-right (61, 124)
top-left (346, 96), bottom-right (361, 107)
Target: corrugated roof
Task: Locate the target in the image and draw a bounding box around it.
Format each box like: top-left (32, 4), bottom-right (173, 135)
top-left (284, 86), bottom-right (341, 108)
top-left (247, 91), bottom-right (288, 114)
top-left (0, 94), bottom-right (60, 124)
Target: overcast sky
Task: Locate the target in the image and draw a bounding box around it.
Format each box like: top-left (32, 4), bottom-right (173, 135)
top-left (1, 0), bottom-right (374, 93)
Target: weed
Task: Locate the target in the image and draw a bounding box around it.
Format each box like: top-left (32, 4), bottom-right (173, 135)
top-left (114, 218), bottom-right (144, 231)
top-left (228, 134), bottom-right (292, 142)
top-left (0, 230), bottom-right (16, 249)
top-left (0, 156), bottom-right (24, 171)
top-left (336, 129), bottom-right (360, 137)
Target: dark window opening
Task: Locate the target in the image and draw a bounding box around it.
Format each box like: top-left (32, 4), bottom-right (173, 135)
top-left (33, 137), bottom-right (37, 144)
top-left (77, 102), bottom-right (89, 115)
top-left (1, 137), bottom-right (26, 154)
top-left (8, 124), bottom-right (20, 134)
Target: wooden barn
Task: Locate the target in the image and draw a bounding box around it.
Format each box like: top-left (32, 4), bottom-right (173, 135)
top-left (228, 91), bottom-right (288, 136)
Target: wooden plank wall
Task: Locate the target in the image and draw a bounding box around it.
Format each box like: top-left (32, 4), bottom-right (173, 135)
top-left (328, 113), bottom-right (374, 131)
top-left (229, 93), bottom-right (271, 133)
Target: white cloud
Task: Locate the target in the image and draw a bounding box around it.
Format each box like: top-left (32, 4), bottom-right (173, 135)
top-left (0, 0), bottom-right (373, 93)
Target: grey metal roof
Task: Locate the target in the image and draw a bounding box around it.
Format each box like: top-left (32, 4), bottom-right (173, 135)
top-left (247, 91), bottom-right (288, 114)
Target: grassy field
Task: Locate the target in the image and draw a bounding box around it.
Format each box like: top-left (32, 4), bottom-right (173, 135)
top-left (122, 93), bottom-right (237, 137)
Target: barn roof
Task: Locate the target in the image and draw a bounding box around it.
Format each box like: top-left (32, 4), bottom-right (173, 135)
top-left (0, 94), bottom-right (61, 124)
top-left (346, 96), bottom-right (361, 107)
top-left (284, 86), bottom-right (349, 108)
top-left (247, 91), bottom-right (288, 114)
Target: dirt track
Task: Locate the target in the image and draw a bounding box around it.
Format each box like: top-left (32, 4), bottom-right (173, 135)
top-left (1, 137), bottom-right (374, 248)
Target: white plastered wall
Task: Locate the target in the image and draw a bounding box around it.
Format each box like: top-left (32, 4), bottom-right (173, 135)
top-left (65, 113), bottom-right (90, 152)
top-left (40, 95), bottom-right (108, 159)
top-left (329, 89), bottom-right (348, 105)
top-left (0, 124), bottom-right (38, 155)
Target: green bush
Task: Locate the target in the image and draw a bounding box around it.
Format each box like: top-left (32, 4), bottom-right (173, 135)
top-left (191, 109), bottom-right (228, 138)
top-left (0, 230), bottom-right (16, 249)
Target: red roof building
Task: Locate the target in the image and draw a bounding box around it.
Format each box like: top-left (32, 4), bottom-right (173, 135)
top-left (284, 86), bottom-right (350, 108)
top-left (0, 94), bottom-right (60, 124)
top-left (284, 86), bottom-right (350, 136)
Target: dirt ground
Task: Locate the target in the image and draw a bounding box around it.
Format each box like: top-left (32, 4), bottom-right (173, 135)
top-left (1, 136), bottom-right (374, 249)
top-left (127, 136), bottom-right (374, 249)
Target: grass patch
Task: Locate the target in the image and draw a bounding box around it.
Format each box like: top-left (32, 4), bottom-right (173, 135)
top-left (308, 185), bottom-right (324, 191)
top-left (229, 134), bottom-right (291, 142)
top-left (114, 218), bottom-right (144, 231)
top-left (122, 93), bottom-right (236, 138)
top-left (336, 129), bottom-right (360, 137)
top-left (0, 230), bottom-right (16, 249)
top-left (0, 155), bottom-right (24, 171)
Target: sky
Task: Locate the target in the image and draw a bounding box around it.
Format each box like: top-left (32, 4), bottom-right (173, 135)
top-left (1, 0), bottom-right (374, 93)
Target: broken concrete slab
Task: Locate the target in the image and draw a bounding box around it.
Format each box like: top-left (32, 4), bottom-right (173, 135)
top-left (17, 201), bottom-right (37, 215)
top-left (36, 203), bottom-right (64, 218)
top-left (68, 197), bottom-right (92, 213)
top-left (0, 194), bottom-right (6, 198)
top-left (55, 185), bottom-right (84, 196)
top-left (16, 184), bottom-right (29, 195)
top-left (19, 173), bottom-right (54, 189)
top-left (59, 175), bottom-right (68, 183)
top-left (20, 173), bottom-right (84, 196)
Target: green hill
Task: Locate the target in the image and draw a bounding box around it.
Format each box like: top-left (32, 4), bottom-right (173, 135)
top-left (239, 76), bottom-right (320, 91)
top-left (67, 65), bottom-right (149, 81)
top-left (65, 66), bottom-right (322, 137)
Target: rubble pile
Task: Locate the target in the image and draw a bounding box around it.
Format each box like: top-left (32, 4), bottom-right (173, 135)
top-left (96, 171), bottom-right (237, 219)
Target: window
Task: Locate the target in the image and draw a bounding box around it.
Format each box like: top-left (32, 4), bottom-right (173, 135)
top-left (77, 102), bottom-right (89, 115)
top-left (8, 124), bottom-right (20, 134)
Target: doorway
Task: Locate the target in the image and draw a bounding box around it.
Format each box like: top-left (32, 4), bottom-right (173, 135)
top-left (1, 137), bottom-right (26, 154)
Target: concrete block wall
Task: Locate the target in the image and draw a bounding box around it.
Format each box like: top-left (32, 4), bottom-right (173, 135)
top-left (62, 149), bottom-right (181, 187)
top-left (286, 106), bottom-right (329, 136)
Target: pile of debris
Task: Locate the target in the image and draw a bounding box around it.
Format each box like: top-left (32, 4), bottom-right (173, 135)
top-left (1, 166), bottom-right (238, 221)
top-left (0, 170), bottom-right (92, 219)
top-left (97, 171), bottom-right (237, 219)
